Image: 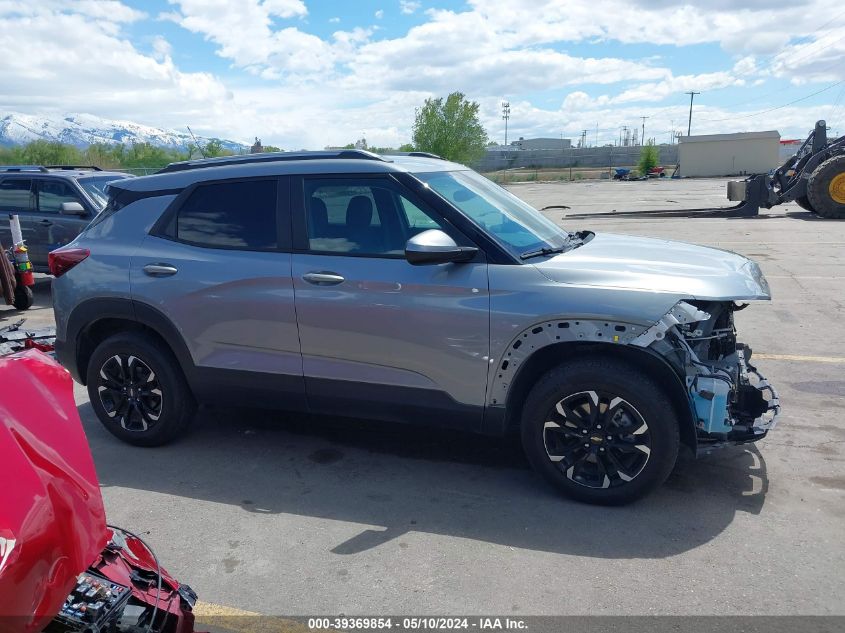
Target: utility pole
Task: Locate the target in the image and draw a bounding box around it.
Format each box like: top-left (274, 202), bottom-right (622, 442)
top-left (501, 101), bottom-right (511, 147)
top-left (581, 129), bottom-right (588, 148)
top-left (595, 123), bottom-right (599, 148)
top-left (622, 126), bottom-right (628, 147)
top-left (685, 91), bottom-right (700, 136)
top-left (640, 116), bottom-right (649, 146)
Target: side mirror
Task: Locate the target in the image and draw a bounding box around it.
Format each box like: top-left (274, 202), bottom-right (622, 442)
top-left (59, 201), bottom-right (87, 216)
top-left (405, 229), bottom-right (478, 265)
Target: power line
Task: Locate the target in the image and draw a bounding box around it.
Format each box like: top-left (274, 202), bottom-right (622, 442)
top-left (699, 79), bottom-right (845, 122)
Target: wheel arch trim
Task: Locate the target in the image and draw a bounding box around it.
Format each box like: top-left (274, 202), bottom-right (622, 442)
top-left (484, 318), bottom-right (697, 453)
top-left (63, 297), bottom-right (196, 387)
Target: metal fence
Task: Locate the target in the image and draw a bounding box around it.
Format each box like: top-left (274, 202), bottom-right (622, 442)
top-left (473, 145), bottom-right (679, 173)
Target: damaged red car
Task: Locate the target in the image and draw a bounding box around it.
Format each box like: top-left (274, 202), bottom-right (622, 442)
top-left (0, 350), bottom-right (198, 633)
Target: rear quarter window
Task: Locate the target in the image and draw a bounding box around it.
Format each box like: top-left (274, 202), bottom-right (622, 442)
top-left (175, 179), bottom-right (278, 250)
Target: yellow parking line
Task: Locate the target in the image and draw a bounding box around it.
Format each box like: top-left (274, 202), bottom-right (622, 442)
top-left (754, 353), bottom-right (845, 364)
top-left (193, 602), bottom-right (317, 633)
top-left (193, 601), bottom-right (261, 617)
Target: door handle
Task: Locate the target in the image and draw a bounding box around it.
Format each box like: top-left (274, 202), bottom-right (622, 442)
top-left (39, 219), bottom-right (53, 226)
top-left (143, 263), bottom-right (178, 277)
top-left (302, 272), bottom-right (345, 286)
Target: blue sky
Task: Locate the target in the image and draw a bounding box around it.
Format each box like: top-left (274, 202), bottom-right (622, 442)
top-left (2, 0), bottom-right (844, 148)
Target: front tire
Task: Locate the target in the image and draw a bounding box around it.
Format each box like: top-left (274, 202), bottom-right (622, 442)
top-left (521, 358), bottom-right (679, 505)
top-left (795, 195), bottom-right (814, 212)
top-left (87, 332), bottom-right (196, 446)
top-left (807, 155), bottom-right (845, 219)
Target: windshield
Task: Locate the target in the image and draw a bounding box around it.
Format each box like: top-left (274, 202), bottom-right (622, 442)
top-left (77, 175), bottom-right (129, 210)
top-left (416, 170), bottom-right (569, 259)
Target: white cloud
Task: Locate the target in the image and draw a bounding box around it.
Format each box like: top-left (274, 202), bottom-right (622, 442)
top-left (165, 0), bottom-right (332, 74)
top-left (3, 0), bottom-right (844, 150)
top-left (375, 9), bottom-right (385, 19)
top-left (0, 1), bottom-right (232, 132)
top-left (399, 1), bottom-right (421, 14)
top-left (151, 36), bottom-right (172, 61)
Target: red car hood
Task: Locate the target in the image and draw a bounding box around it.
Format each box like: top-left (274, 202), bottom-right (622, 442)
top-left (0, 350), bottom-right (108, 632)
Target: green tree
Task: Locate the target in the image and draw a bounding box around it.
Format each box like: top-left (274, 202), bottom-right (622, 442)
top-left (204, 138), bottom-right (227, 158)
top-left (19, 140), bottom-right (84, 165)
top-left (637, 140), bottom-right (659, 176)
top-left (398, 143), bottom-right (415, 152)
top-left (411, 92), bottom-right (488, 164)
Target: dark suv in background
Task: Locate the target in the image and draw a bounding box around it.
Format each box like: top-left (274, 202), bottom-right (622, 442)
top-left (0, 165), bottom-right (130, 271)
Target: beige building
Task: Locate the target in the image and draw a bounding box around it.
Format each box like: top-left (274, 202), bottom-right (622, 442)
top-left (678, 130), bottom-right (780, 177)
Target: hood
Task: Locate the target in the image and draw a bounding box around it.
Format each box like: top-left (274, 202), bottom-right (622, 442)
top-left (533, 232), bottom-right (771, 301)
top-left (0, 350), bottom-right (108, 632)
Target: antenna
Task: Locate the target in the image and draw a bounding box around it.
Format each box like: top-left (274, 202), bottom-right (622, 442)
top-left (501, 102), bottom-right (511, 147)
top-left (186, 126), bottom-right (208, 159)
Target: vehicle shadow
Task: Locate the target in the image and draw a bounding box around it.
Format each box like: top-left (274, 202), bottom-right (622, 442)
top-left (80, 402), bottom-right (768, 559)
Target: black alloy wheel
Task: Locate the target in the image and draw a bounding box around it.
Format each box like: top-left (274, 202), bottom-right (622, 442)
top-left (86, 331), bottom-right (195, 446)
top-left (521, 358), bottom-right (679, 505)
top-left (543, 390), bottom-right (652, 489)
top-left (96, 353), bottom-right (163, 432)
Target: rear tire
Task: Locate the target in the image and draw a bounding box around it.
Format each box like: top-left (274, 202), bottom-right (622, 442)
top-left (86, 332), bottom-right (196, 446)
top-left (12, 285), bottom-right (33, 310)
top-left (807, 155), bottom-right (845, 219)
top-left (521, 358), bottom-right (679, 505)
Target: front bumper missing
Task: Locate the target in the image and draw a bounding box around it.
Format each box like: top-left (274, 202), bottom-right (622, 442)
top-left (689, 346), bottom-right (780, 444)
top-left (736, 348), bottom-right (780, 434)
top-left (634, 301), bottom-right (780, 445)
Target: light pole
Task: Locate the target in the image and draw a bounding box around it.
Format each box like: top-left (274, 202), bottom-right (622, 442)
top-left (501, 102), bottom-right (511, 147)
top-left (685, 91), bottom-right (700, 136)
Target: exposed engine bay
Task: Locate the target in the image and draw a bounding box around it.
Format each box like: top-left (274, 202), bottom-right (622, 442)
top-left (633, 300), bottom-right (780, 445)
top-left (0, 350), bottom-right (197, 633)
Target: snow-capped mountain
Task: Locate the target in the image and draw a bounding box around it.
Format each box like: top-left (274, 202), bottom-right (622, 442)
top-left (0, 112), bottom-right (249, 152)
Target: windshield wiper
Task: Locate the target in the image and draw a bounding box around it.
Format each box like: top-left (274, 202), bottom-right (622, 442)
top-left (519, 245), bottom-right (566, 260)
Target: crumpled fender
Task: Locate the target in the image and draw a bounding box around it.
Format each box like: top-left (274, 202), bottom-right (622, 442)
top-left (0, 350), bottom-right (108, 632)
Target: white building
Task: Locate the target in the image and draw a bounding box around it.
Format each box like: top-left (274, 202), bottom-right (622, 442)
top-left (678, 131), bottom-right (780, 177)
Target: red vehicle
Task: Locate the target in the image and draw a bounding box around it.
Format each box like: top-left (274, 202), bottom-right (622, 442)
top-left (0, 350), bottom-right (197, 633)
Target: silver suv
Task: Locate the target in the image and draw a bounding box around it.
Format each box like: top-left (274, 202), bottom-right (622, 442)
top-left (51, 150), bottom-right (779, 504)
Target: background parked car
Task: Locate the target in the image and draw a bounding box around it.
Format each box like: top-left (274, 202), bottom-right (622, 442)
top-left (0, 165), bottom-right (131, 272)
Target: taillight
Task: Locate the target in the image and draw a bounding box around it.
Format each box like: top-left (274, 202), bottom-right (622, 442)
top-left (48, 248), bottom-right (90, 277)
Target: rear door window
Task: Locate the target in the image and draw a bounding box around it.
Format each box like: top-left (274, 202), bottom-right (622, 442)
top-left (175, 179), bottom-right (278, 250)
top-left (0, 179), bottom-right (35, 213)
top-left (36, 180), bottom-right (85, 213)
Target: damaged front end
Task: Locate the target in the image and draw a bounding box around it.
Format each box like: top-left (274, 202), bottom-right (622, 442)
top-left (632, 301), bottom-right (780, 447)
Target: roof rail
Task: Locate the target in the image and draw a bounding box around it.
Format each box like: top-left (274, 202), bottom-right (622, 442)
top-left (157, 149), bottom-right (388, 174)
top-left (0, 165), bottom-right (49, 173)
top-left (45, 165), bottom-right (103, 171)
top-left (382, 151), bottom-right (445, 160)
top-left (406, 152), bottom-right (444, 159)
